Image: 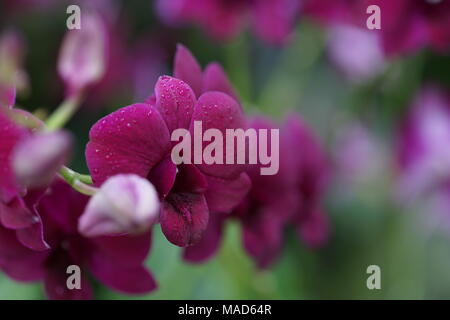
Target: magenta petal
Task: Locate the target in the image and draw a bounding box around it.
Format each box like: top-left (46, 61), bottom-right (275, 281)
top-left (183, 212), bottom-right (226, 263)
top-left (154, 75), bottom-right (196, 132)
top-left (160, 192), bottom-right (209, 247)
top-left (202, 63), bottom-right (239, 102)
top-left (90, 231), bottom-right (152, 266)
top-left (147, 157), bottom-right (177, 198)
top-left (297, 208), bottom-right (330, 249)
top-left (0, 225), bottom-right (47, 281)
top-left (190, 91), bottom-right (247, 179)
top-left (45, 271), bottom-right (93, 300)
top-left (86, 103), bottom-right (171, 186)
top-left (173, 44), bottom-right (203, 97)
top-left (0, 112), bottom-right (28, 203)
top-left (88, 232), bottom-right (155, 295)
top-left (205, 173), bottom-right (250, 213)
top-left (89, 252), bottom-right (156, 294)
top-left (16, 220), bottom-right (50, 251)
top-left (44, 252), bottom-right (93, 300)
top-left (0, 197), bottom-right (35, 229)
top-left (242, 211), bottom-right (284, 269)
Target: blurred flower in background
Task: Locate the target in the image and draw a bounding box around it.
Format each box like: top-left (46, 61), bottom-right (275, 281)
top-left (156, 0), bottom-right (302, 45)
top-left (0, 0), bottom-right (450, 301)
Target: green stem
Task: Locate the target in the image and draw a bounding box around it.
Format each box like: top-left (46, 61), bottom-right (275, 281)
top-left (59, 166), bottom-right (97, 196)
top-left (45, 92), bottom-right (83, 131)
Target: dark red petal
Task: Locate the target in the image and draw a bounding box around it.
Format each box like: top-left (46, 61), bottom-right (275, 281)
top-left (44, 251), bottom-right (93, 300)
top-left (147, 157), bottom-right (177, 198)
top-left (0, 197), bottom-right (35, 229)
top-left (190, 91), bottom-right (247, 179)
top-left (160, 192), bottom-right (209, 247)
top-left (16, 220), bottom-right (50, 251)
top-left (183, 212), bottom-right (227, 263)
top-left (154, 75), bottom-right (196, 132)
top-left (205, 173), bottom-right (250, 213)
top-left (86, 103), bottom-right (171, 186)
top-left (172, 164), bottom-right (208, 194)
top-left (0, 224), bottom-right (48, 281)
top-left (90, 231), bottom-right (152, 267)
top-left (173, 44), bottom-right (203, 97)
top-left (89, 254), bottom-right (156, 294)
top-left (202, 62), bottom-right (239, 102)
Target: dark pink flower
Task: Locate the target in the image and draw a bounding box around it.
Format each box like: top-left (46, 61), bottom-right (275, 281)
top-left (0, 110), bottom-right (49, 251)
top-left (86, 50), bottom-right (250, 247)
top-left (231, 116), bottom-right (299, 268)
top-left (156, 0), bottom-right (301, 45)
top-left (284, 114), bottom-right (330, 249)
top-left (304, 0), bottom-right (450, 56)
top-left (184, 114), bottom-right (330, 267)
top-left (0, 179), bottom-right (155, 299)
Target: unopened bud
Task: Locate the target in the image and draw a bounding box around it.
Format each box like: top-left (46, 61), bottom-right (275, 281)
top-left (78, 174), bottom-right (160, 237)
top-left (13, 131), bottom-right (72, 188)
top-left (58, 13), bottom-right (107, 96)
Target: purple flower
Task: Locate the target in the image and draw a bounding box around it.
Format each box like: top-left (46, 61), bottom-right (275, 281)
top-left (0, 110), bottom-right (49, 251)
top-left (156, 0), bottom-right (301, 45)
top-left (327, 24), bottom-right (385, 83)
top-left (86, 47), bottom-right (250, 247)
top-left (184, 114), bottom-right (330, 268)
top-left (0, 179), bottom-right (155, 300)
top-left (232, 116), bottom-right (299, 268)
top-left (397, 86), bottom-right (450, 204)
top-left (305, 0), bottom-right (450, 56)
top-left (283, 114), bottom-right (330, 249)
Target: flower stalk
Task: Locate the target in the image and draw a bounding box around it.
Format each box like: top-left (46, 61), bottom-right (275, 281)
top-left (59, 165), bottom-right (96, 196)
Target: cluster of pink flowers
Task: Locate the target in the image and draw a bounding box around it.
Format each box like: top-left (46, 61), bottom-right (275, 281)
top-left (0, 19), bottom-right (330, 297)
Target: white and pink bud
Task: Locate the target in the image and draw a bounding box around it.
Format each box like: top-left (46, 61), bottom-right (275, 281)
top-left (78, 174), bottom-right (160, 237)
top-left (13, 130), bottom-right (72, 188)
top-left (58, 13), bottom-right (107, 96)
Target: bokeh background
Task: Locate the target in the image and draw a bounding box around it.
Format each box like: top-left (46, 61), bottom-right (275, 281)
top-left (1, 0), bottom-right (450, 299)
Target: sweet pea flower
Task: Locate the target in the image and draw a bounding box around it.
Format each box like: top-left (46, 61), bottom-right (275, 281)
top-left (304, 0), bottom-right (450, 56)
top-left (156, 0), bottom-right (301, 45)
top-left (79, 174), bottom-right (160, 237)
top-left (86, 73), bottom-right (250, 247)
top-left (0, 180), bottom-right (156, 300)
top-left (0, 110), bottom-right (49, 251)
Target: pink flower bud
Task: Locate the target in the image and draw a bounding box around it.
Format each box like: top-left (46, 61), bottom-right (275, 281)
top-left (58, 13), bottom-right (107, 96)
top-left (12, 130), bottom-right (72, 188)
top-left (78, 174), bottom-right (160, 237)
